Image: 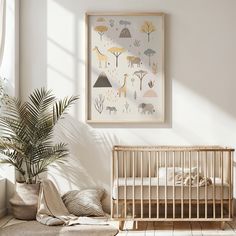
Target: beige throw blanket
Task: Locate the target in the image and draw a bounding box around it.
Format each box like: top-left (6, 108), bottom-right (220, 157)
top-left (36, 179), bottom-right (108, 226)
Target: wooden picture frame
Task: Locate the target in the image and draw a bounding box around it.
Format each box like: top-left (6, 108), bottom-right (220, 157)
top-left (86, 12), bottom-right (165, 124)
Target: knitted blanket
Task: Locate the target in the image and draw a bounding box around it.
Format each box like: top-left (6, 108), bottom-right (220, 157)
top-left (36, 179), bottom-right (109, 226)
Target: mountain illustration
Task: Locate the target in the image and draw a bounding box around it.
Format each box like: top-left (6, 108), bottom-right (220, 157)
top-left (119, 28), bottom-right (131, 38)
top-left (143, 89), bottom-right (157, 97)
top-left (93, 72), bottom-right (112, 88)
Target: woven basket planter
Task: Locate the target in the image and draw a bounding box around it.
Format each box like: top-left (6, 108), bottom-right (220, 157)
top-left (10, 182), bottom-right (40, 220)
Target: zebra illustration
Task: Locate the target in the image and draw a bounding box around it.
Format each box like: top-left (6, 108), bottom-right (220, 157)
top-left (106, 106), bottom-right (117, 114)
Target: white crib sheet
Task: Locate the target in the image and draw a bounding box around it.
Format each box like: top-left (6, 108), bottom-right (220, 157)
top-left (112, 177), bottom-right (230, 200)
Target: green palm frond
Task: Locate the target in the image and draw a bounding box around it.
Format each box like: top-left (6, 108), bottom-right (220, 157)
top-left (0, 138), bottom-right (24, 155)
top-left (31, 143), bottom-right (68, 177)
top-left (28, 88), bottom-right (56, 126)
top-left (53, 96), bottom-right (79, 125)
top-left (0, 150), bottom-right (25, 177)
top-left (0, 87), bottom-right (79, 184)
top-left (0, 117), bottom-right (29, 144)
top-left (1, 97), bottom-right (22, 121)
top-left (0, 98), bottom-right (33, 143)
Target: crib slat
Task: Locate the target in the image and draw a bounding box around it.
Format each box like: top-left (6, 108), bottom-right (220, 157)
top-left (213, 151), bottom-right (216, 219)
top-left (149, 151), bottom-right (151, 218)
top-left (111, 150), bottom-right (114, 218)
top-left (189, 151), bottom-right (192, 219)
top-left (221, 151), bottom-right (223, 219)
top-left (181, 151), bottom-right (184, 219)
top-left (124, 151), bottom-right (127, 218)
top-left (141, 151), bottom-right (143, 219)
top-left (132, 151), bottom-right (135, 219)
top-left (116, 151), bottom-right (119, 218)
top-left (121, 151), bottom-right (124, 178)
top-left (129, 151), bottom-right (132, 178)
top-left (165, 151), bottom-right (167, 219)
top-left (173, 151), bottom-right (175, 219)
top-left (197, 151), bottom-right (199, 219)
top-left (156, 151), bottom-right (159, 219)
top-left (229, 151), bottom-right (232, 219)
top-left (205, 151), bottom-right (208, 219)
top-left (231, 151), bottom-right (234, 218)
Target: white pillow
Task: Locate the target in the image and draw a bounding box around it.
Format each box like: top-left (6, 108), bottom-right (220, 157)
top-left (158, 167), bottom-right (173, 178)
top-left (157, 167), bottom-right (197, 179)
top-left (62, 188), bottom-right (105, 217)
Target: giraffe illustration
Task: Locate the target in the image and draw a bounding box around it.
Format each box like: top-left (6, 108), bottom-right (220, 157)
top-left (93, 46), bottom-right (108, 68)
top-left (118, 74), bottom-right (128, 97)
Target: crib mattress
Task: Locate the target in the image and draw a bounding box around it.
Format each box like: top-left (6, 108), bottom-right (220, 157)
top-left (112, 177), bottom-right (230, 200)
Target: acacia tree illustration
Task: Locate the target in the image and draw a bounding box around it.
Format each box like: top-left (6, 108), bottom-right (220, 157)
top-left (94, 94), bottom-right (105, 114)
top-left (94, 25), bottom-right (108, 41)
top-left (134, 70), bottom-right (148, 91)
top-left (108, 47), bottom-right (125, 67)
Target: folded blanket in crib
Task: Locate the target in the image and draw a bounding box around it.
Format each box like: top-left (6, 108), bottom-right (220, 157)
top-left (36, 179), bottom-right (109, 226)
top-left (174, 172), bottom-right (212, 186)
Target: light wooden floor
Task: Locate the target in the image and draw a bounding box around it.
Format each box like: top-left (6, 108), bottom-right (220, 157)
top-left (1, 216), bottom-right (236, 235)
top-left (116, 220), bottom-right (236, 235)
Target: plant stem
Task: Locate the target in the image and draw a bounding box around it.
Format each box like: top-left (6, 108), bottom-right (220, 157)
top-left (115, 55), bottom-right (118, 67)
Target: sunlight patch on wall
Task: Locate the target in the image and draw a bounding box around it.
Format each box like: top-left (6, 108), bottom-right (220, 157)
top-left (173, 80), bottom-right (236, 145)
top-left (47, 40), bottom-right (75, 81)
top-left (47, 0), bottom-right (77, 117)
top-left (47, 0), bottom-right (74, 53)
top-left (47, 66), bottom-right (73, 96)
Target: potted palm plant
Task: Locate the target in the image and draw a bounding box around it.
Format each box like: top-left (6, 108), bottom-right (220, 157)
top-left (0, 88), bottom-right (78, 220)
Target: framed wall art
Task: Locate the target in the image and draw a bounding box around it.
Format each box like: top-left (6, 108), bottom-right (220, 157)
top-left (86, 12), bottom-right (165, 123)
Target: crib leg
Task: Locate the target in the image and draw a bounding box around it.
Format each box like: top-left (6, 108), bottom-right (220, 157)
top-left (119, 221), bottom-right (124, 230)
top-left (135, 221), bottom-right (138, 229)
top-left (220, 221), bottom-right (225, 230)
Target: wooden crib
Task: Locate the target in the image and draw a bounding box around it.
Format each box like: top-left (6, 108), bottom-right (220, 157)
top-left (111, 146), bottom-right (234, 229)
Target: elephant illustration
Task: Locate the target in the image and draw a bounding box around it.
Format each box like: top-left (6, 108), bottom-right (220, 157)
top-left (138, 103), bottom-right (155, 114)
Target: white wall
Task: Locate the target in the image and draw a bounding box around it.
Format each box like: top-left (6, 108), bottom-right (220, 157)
top-left (20, 0), bottom-right (236, 212)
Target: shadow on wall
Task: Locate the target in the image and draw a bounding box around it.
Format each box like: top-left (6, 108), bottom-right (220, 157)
top-left (47, 116), bottom-right (120, 212)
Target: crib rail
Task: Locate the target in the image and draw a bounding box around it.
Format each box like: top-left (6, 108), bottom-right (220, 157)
top-left (111, 146), bottom-right (234, 224)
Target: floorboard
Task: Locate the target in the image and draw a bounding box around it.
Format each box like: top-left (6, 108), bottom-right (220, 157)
top-left (173, 221), bottom-right (191, 236)
top-left (154, 221), bottom-right (174, 236)
top-left (190, 222), bottom-right (202, 236)
top-left (145, 222), bottom-right (155, 236)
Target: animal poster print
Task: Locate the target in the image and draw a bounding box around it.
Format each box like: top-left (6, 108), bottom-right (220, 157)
top-left (86, 13), bottom-right (165, 123)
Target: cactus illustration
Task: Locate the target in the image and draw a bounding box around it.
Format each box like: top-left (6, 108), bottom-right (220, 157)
top-left (94, 94), bottom-right (105, 114)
